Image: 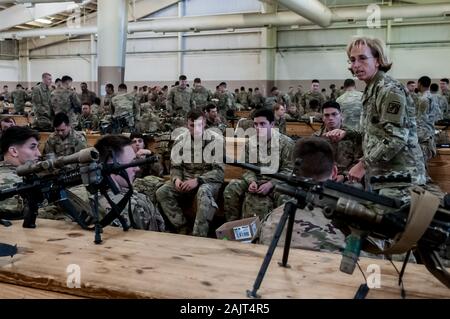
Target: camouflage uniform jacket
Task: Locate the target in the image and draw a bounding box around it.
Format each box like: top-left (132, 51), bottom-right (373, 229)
top-left (31, 83), bottom-right (52, 118)
top-left (237, 91), bottom-right (249, 108)
top-left (79, 90), bottom-right (97, 106)
top-left (111, 92), bottom-right (141, 125)
top-left (274, 117), bottom-right (286, 135)
top-left (301, 91), bottom-right (326, 113)
top-left (77, 113), bottom-right (99, 131)
top-left (191, 85), bottom-right (212, 109)
top-left (432, 93), bottom-right (448, 120)
top-left (43, 129), bottom-right (88, 157)
top-left (347, 71), bottom-right (426, 190)
top-left (96, 189), bottom-right (165, 232)
top-left (416, 91), bottom-right (440, 142)
top-left (11, 90), bottom-right (30, 113)
top-left (336, 89), bottom-right (363, 131)
top-left (0, 161), bottom-right (24, 216)
top-left (166, 86), bottom-right (193, 114)
top-left (205, 117), bottom-right (227, 134)
top-left (213, 91), bottom-right (235, 115)
top-left (259, 205), bottom-right (345, 253)
top-left (314, 124), bottom-right (363, 177)
top-left (102, 93), bottom-right (116, 115)
top-left (170, 128), bottom-right (224, 185)
top-left (51, 87), bottom-right (81, 119)
top-left (241, 131), bottom-right (294, 186)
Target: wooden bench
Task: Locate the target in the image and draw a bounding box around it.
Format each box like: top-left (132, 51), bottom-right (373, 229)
top-left (0, 219), bottom-right (448, 299)
top-left (286, 121), bottom-right (322, 137)
top-left (429, 148), bottom-right (450, 193)
top-left (0, 114), bottom-right (30, 127)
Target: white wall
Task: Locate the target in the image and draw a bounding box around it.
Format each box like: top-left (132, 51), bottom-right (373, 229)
top-left (0, 60), bottom-right (18, 82)
top-left (3, 1), bottom-right (449, 88)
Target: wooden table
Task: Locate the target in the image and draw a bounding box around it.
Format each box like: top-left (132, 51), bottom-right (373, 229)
top-left (0, 219), bottom-right (448, 299)
top-left (429, 148), bottom-right (450, 193)
top-left (286, 121), bottom-right (322, 137)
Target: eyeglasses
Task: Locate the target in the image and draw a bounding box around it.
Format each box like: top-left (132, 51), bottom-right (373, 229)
top-left (347, 55), bottom-right (376, 64)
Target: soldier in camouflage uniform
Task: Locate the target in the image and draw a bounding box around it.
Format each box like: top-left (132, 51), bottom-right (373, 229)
top-left (264, 87), bottom-right (289, 110)
top-left (335, 79), bottom-right (363, 131)
top-left (0, 127), bottom-right (41, 219)
top-left (273, 104), bottom-right (286, 135)
top-left (100, 83), bottom-right (116, 118)
top-left (314, 101), bottom-right (363, 183)
top-left (51, 75), bottom-right (81, 126)
top-left (31, 72), bottom-right (53, 131)
top-left (191, 78), bottom-right (212, 109)
top-left (285, 104), bottom-right (301, 120)
top-left (327, 36), bottom-right (426, 202)
top-left (259, 137), bottom-right (345, 253)
top-left (156, 109), bottom-right (224, 237)
top-left (11, 84), bottom-right (30, 115)
top-left (223, 109), bottom-right (294, 222)
top-left (430, 83), bottom-right (448, 120)
top-left (43, 113), bottom-right (87, 159)
top-left (79, 82), bottom-right (97, 106)
top-left (439, 78), bottom-right (450, 107)
top-left (92, 135), bottom-right (165, 232)
top-left (77, 103), bottom-right (99, 131)
top-left (166, 75), bottom-right (193, 116)
top-left (137, 103), bottom-right (161, 133)
top-left (406, 81), bottom-right (419, 108)
top-left (111, 83), bottom-right (141, 131)
top-left (204, 104), bottom-right (227, 134)
top-left (294, 85), bottom-right (304, 111)
top-left (237, 86), bottom-right (250, 109)
top-left (213, 82), bottom-right (235, 118)
top-left (250, 87), bottom-right (265, 109)
top-left (416, 76), bottom-right (440, 162)
top-left (301, 80), bottom-right (326, 113)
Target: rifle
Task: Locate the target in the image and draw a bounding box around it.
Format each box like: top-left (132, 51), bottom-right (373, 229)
top-left (226, 160), bottom-right (450, 297)
top-left (0, 148), bottom-right (159, 244)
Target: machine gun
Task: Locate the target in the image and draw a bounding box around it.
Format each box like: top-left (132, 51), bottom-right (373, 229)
top-left (0, 148), bottom-right (159, 244)
top-left (226, 160), bottom-right (450, 297)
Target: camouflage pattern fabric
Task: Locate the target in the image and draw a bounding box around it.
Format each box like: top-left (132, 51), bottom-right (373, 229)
top-left (191, 85), bottom-right (212, 109)
top-left (166, 86), bottom-right (193, 116)
top-left (314, 125), bottom-right (363, 179)
top-left (0, 161), bottom-right (25, 217)
top-left (156, 182), bottom-right (221, 237)
top-left (43, 129), bottom-right (88, 157)
top-left (301, 91), bottom-right (326, 113)
top-left (237, 91), bottom-right (249, 108)
top-left (416, 91), bottom-right (439, 162)
top-left (77, 114), bottom-right (99, 131)
top-left (11, 89), bottom-right (29, 114)
top-left (97, 189), bottom-right (165, 232)
top-left (111, 92), bottom-right (140, 128)
top-left (223, 131), bottom-right (294, 221)
top-left (31, 83), bottom-right (53, 131)
top-left (274, 117), bottom-right (286, 135)
top-left (213, 91), bottom-right (235, 117)
top-left (133, 176), bottom-right (166, 204)
top-left (259, 204), bottom-right (345, 253)
top-left (79, 90), bottom-right (97, 106)
top-left (346, 71), bottom-right (426, 191)
top-left (155, 129), bottom-right (224, 237)
top-left (51, 87), bottom-right (81, 124)
top-left (336, 90), bottom-right (363, 131)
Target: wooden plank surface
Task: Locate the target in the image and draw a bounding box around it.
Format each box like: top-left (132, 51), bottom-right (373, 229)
top-left (0, 282), bottom-right (82, 299)
top-left (1, 114), bottom-right (30, 127)
top-left (0, 220), bottom-right (448, 299)
top-left (286, 122), bottom-right (322, 137)
top-left (429, 148), bottom-right (450, 193)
